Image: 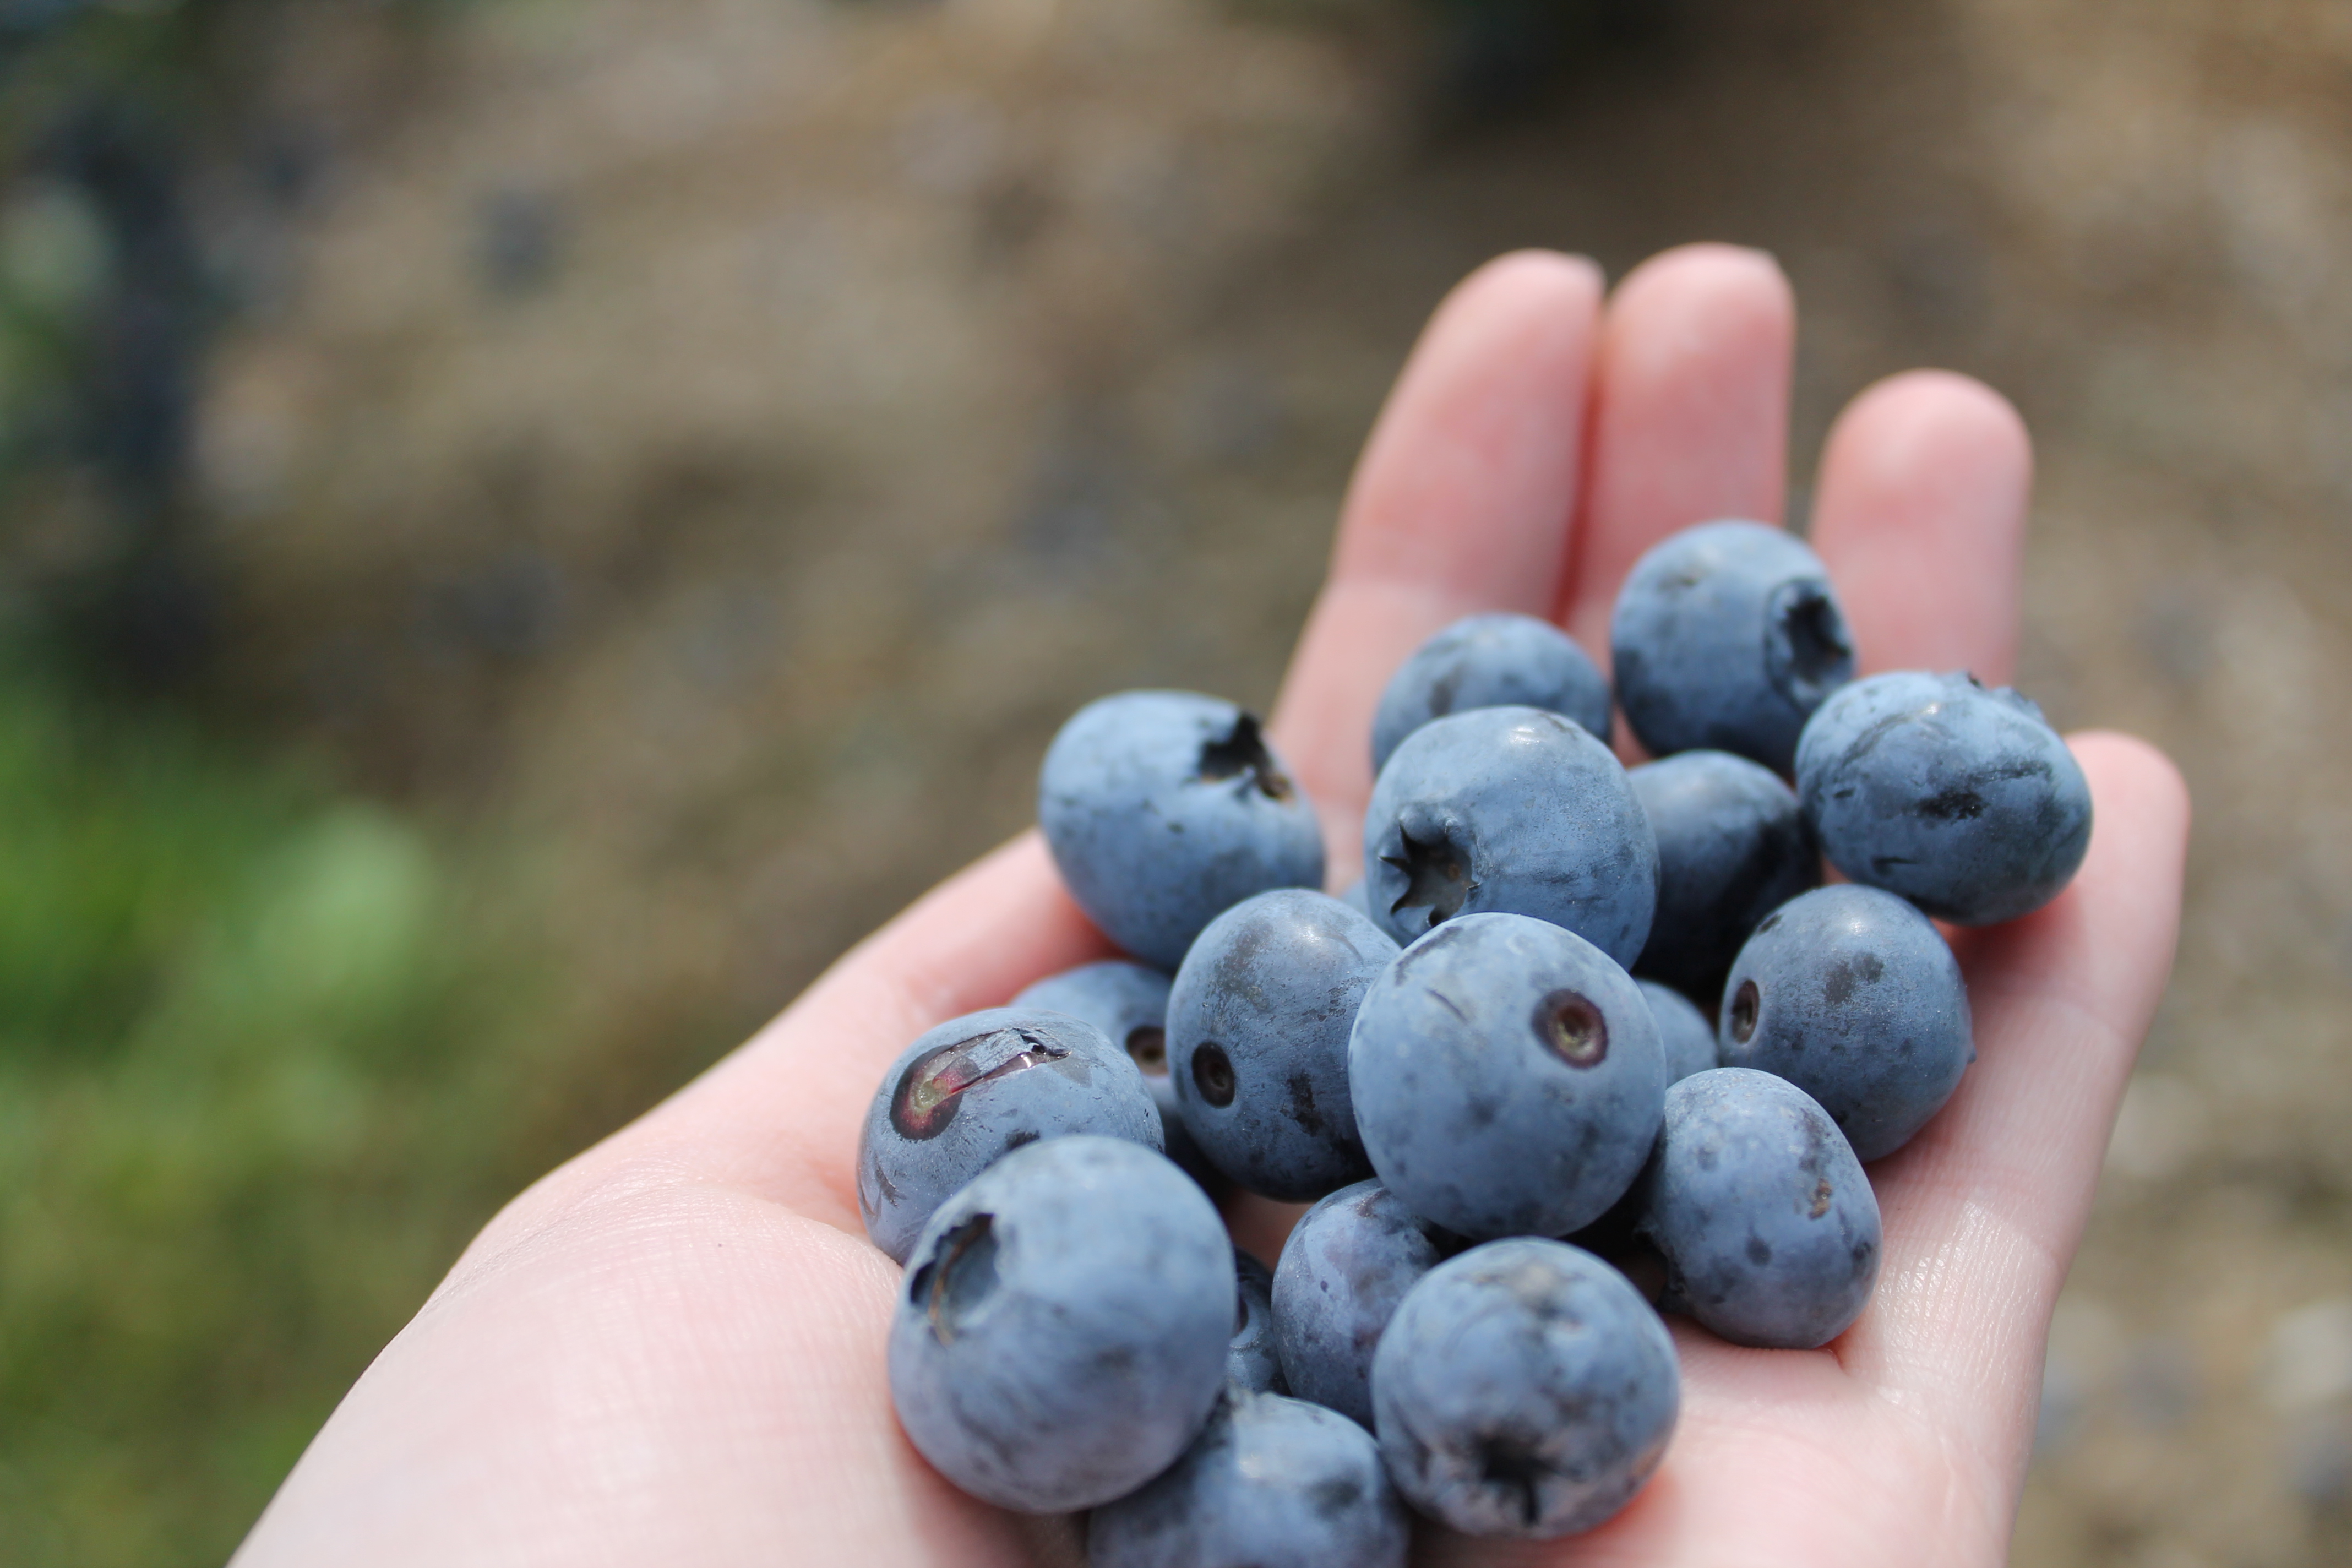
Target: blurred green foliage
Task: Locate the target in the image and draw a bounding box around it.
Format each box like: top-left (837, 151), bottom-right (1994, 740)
top-left (0, 12), bottom-right (546, 1564)
top-left (0, 641), bottom-right (552, 1566)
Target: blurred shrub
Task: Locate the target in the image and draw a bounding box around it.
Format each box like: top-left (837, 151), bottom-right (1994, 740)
top-left (0, 646), bottom-right (552, 1565)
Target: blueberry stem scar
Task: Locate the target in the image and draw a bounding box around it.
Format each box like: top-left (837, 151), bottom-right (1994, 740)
top-left (1195, 713), bottom-right (1293, 801)
top-left (1384, 827), bottom-right (1472, 928)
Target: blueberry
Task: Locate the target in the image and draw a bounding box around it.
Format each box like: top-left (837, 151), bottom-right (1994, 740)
top-left (1630, 749), bottom-right (1819, 999)
top-left (1372, 1238), bottom-right (1679, 1538)
top-left (1337, 879), bottom-right (1374, 920)
top-left (1167, 890), bottom-right (1396, 1201)
top-left (857, 1008), bottom-right (1162, 1263)
top-left (1610, 520), bottom-right (1855, 773)
top-left (1349, 912), bottom-right (1667, 1239)
top-left (1639, 979), bottom-right (1718, 1083)
top-left (1361, 706), bottom-right (1658, 967)
top-left (1636, 1068), bottom-right (1881, 1348)
top-left (889, 1136), bottom-right (1233, 1512)
top-left (1014, 961), bottom-right (1223, 1191)
top-left (1370, 612), bottom-right (1612, 775)
top-left (1231, 1249), bottom-right (1287, 1395)
top-left (1040, 692), bottom-right (1326, 968)
top-left (1087, 1390), bottom-right (1409, 1568)
top-left (1794, 670), bottom-right (2093, 925)
top-left (1718, 884), bottom-right (1973, 1162)
top-left (1270, 1179), bottom-right (1459, 1428)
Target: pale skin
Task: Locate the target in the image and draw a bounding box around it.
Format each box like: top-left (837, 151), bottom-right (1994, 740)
top-left (234, 244), bottom-right (2191, 1568)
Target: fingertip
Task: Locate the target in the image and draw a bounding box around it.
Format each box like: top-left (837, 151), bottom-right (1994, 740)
top-left (1561, 243), bottom-right (1796, 647)
top-left (1611, 241), bottom-right (1793, 318)
top-left (1460, 247), bottom-right (1607, 311)
top-left (1810, 369), bottom-right (2033, 682)
top-left (1600, 244), bottom-right (1797, 407)
top-left (1818, 370), bottom-right (2033, 518)
top-left (2068, 728), bottom-right (2192, 864)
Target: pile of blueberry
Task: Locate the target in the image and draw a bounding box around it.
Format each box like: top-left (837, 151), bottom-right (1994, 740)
top-left (858, 520), bottom-right (2093, 1562)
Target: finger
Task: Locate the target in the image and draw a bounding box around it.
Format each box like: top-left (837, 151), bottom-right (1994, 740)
top-left (1556, 245), bottom-right (1795, 654)
top-left (1844, 733), bottom-right (2191, 1469)
top-left (1807, 371), bottom-right (2032, 682)
top-left (1272, 249), bottom-right (1604, 848)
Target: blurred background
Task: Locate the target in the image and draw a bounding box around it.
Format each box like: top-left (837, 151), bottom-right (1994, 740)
top-left (0, 0), bottom-right (2345, 1562)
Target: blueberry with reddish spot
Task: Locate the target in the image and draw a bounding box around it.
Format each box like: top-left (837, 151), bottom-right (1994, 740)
top-left (889, 1136), bottom-right (1233, 1511)
top-left (1229, 1249), bottom-right (1287, 1395)
top-left (1168, 889), bottom-right (1397, 1201)
top-left (1087, 1389), bottom-right (1409, 1568)
top-left (1040, 691), bottom-right (1325, 968)
top-left (1271, 1179), bottom-right (1460, 1428)
top-left (1015, 961), bottom-right (1221, 1191)
top-left (1372, 1239), bottom-right (1679, 1538)
top-left (1630, 749), bottom-right (1818, 1000)
top-left (1636, 1068), bottom-right (1881, 1348)
top-left (1795, 669), bottom-right (2092, 925)
top-left (1361, 706), bottom-right (1658, 967)
top-left (1717, 884), bottom-right (1973, 1162)
top-left (1348, 913), bottom-right (1667, 1240)
top-left (1370, 612), bottom-right (1612, 775)
top-left (857, 1007), bottom-right (1161, 1263)
top-left (1610, 520), bottom-right (1855, 773)
top-left (1639, 979), bottom-right (1718, 1083)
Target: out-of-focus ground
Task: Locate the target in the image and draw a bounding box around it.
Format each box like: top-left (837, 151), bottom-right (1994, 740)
top-left (2, 0), bottom-right (2349, 1562)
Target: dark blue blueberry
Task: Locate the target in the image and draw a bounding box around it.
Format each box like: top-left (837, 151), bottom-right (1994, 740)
top-left (1041, 692), bottom-right (1325, 968)
top-left (1337, 879), bottom-right (1374, 921)
top-left (1630, 749), bottom-right (1819, 999)
top-left (889, 1136), bottom-right (1233, 1512)
top-left (1371, 1238), bottom-right (1679, 1538)
top-left (1370, 612), bottom-right (1613, 775)
top-left (1087, 1390), bottom-right (1408, 1568)
top-left (858, 1008), bottom-right (1161, 1263)
top-left (1794, 670), bottom-right (2093, 925)
top-left (1167, 890), bottom-right (1396, 1201)
top-left (1349, 913), bottom-right (1667, 1239)
top-left (1271, 1179), bottom-right (1460, 1428)
top-left (1718, 884), bottom-right (1973, 1162)
top-left (1230, 1250), bottom-right (1287, 1395)
top-left (1636, 1068), bottom-right (1881, 1348)
top-left (1014, 961), bottom-right (1221, 1191)
top-left (1639, 979), bottom-right (1718, 1083)
top-left (1361, 706), bottom-right (1658, 967)
top-left (1610, 520), bottom-right (1856, 773)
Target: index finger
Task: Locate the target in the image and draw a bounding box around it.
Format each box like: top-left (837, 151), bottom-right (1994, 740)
top-left (1272, 250), bottom-right (1604, 848)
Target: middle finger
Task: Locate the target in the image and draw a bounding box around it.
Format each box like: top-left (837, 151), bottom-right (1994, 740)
top-left (1555, 244), bottom-right (1797, 656)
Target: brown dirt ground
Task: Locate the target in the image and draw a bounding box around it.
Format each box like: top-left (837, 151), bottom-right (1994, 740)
top-left (181, 0), bottom-right (2352, 1560)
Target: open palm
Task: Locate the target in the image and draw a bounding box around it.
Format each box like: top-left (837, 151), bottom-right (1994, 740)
top-left (235, 246), bottom-right (2189, 1568)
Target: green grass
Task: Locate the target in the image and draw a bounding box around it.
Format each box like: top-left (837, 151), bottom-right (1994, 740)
top-left (0, 652), bottom-right (556, 1566)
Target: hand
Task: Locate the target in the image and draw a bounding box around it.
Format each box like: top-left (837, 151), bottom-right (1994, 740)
top-left (233, 246), bottom-right (2189, 1568)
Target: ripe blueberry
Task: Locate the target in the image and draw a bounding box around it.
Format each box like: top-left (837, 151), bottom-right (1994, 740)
top-left (887, 1137), bottom-right (1232, 1512)
top-left (1167, 889), bottom-right (1396, 1201)
top-left (1610, 520), bottom-right (1855, 773)
top-left (1039, 691), bottom-right (1324, 968)
top-left (1718, 884), bottom-right (1973, 1162)
top-left (1630, 748), bottom-right (1818, 1000)
top-left (1362, 706), bottom-right (1658, 968)
top-left (1349, 913), bottom-right (1667, 1239)
top-left (1795, 669), bottom-right (2092, 925)
top-left (1637, 1068), bottom-right (1881, 1348)
top-left (1373, 1239), bottom-right (1679, 1538)
top-left (1370, 611), bottom-right (1611, 775)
